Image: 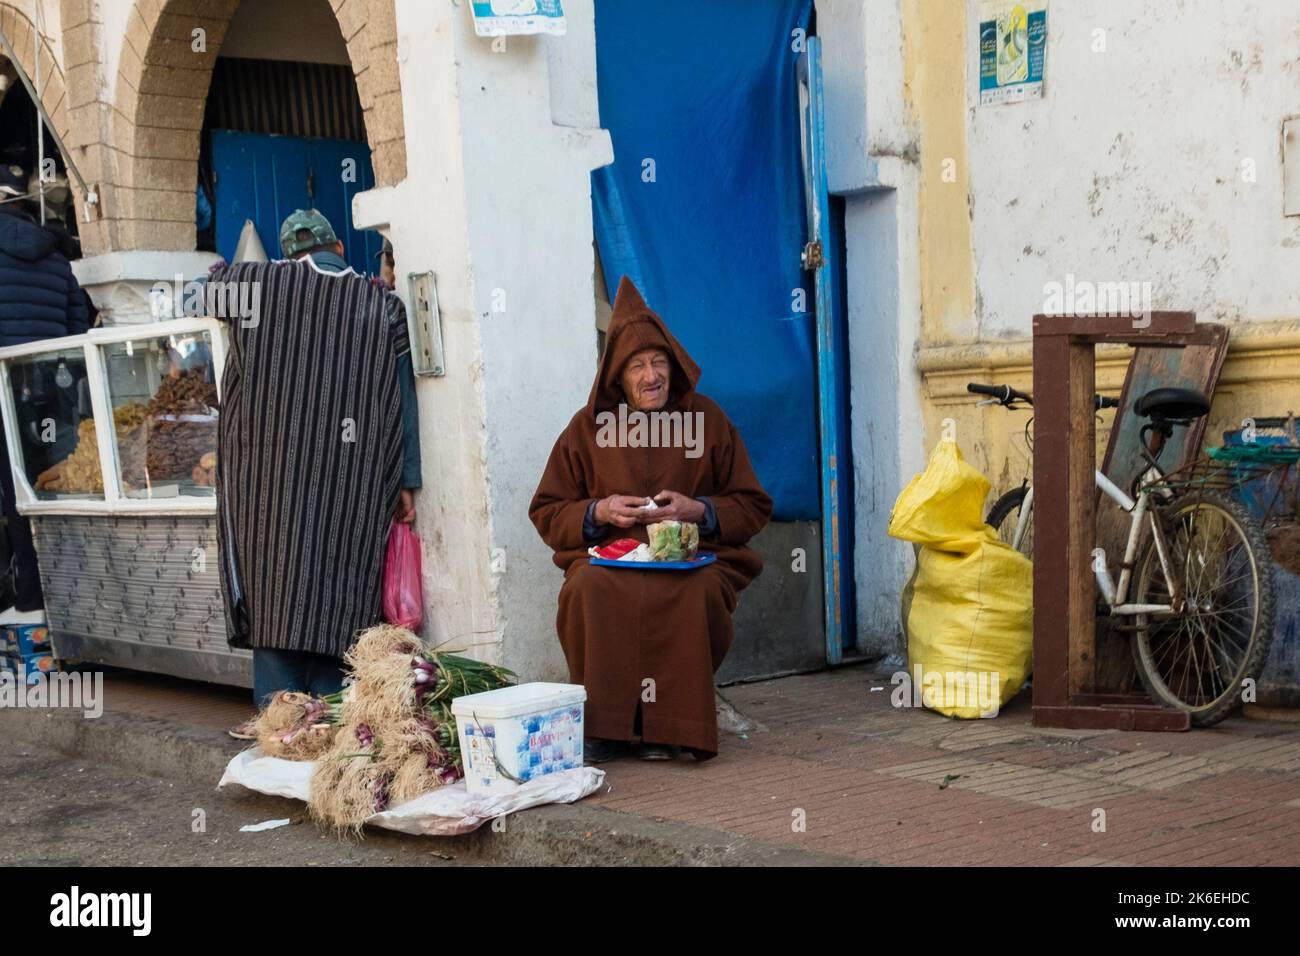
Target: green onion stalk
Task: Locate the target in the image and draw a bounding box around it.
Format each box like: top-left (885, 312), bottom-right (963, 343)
top-left (304, 689), bottom-right (346, 726)
top-left (411, 652), bottom-right (515, 783)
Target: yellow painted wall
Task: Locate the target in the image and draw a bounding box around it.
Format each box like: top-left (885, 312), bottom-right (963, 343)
top-left (899, 0), bottom-right (1300, 513)
top-left (915, 325), bottom-right (1300, 513)
top-left (901, 0), bottom-right (976, 347)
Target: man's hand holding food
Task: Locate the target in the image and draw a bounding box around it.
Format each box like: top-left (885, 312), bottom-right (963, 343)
top-left (594, 490), bottom-right (705, 528)
top-left (646, 489), bottom-right (706, 524)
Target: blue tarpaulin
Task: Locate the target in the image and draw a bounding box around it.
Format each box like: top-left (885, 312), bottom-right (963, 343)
top-left (592, 0), bottom-right (819, 520)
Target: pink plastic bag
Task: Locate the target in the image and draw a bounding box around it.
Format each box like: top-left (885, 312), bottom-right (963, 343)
top-left (382, 521), bottom-right (423, 631)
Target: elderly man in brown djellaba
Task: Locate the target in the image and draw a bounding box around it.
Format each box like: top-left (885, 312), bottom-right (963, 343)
top-left (530, 277), bottom-right (772, 763)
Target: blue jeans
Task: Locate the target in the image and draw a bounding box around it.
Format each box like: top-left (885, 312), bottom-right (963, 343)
top-left (252, 648), bottom-right (345, 709)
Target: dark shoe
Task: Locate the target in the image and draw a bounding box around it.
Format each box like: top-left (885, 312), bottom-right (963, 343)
top-left (583, 737), bottom-right (627, 764)
top-left (638, 742), bottom-right (681, 761)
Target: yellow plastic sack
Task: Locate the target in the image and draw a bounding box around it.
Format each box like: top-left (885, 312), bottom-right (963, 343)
top-left (888, 440), bottom-right (1032, 718)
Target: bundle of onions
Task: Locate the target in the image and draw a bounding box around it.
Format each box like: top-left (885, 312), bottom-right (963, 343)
top-left (252, 690), bottom-right (344, 760)
top-left (308, 625), bottom-right (515, 834)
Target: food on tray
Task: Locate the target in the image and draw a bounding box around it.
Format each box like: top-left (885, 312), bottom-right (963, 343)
top-left (588, 522), bottom-right (703, 564)
top-left (591, 538), bottom-right (642, 559)
top-left (588, 538), bottom-right (652, 562)
top-left (647, 520), bottom-right (699, 562)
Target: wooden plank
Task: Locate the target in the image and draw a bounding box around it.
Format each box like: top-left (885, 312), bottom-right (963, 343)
top-left (1073, 692), bottom-right (1158, 706)
top-left (1032, 312), bottom-right (1196, 338)
top-left (1032, 311), bottom-right (1203, 732)
top-left (1030, 328), bottom-right (1072, 709)
top-left (1094, 323), bottom-right (1230, 691)
top-left (1067, 342), bottom-right (1097, 696)
top-left (1032, 705), bottom-right (1191, 731)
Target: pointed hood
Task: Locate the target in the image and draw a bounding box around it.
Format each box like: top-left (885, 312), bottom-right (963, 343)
top-left (588, 276), bottom-right (701, 415)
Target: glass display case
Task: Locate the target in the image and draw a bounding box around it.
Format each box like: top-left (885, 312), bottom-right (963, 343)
top-left (101, 330), bottom-right (219, 500)
top-left (0, 318), bottom-right (225, 514)
top-left (4, 347), bottom-right (99, 501)
top-left (0, 317), bottom-right (246, 688)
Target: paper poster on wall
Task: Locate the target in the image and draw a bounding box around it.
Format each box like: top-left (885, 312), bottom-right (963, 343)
top-left (471, 0), bottom-right (566, 36)
top-left (979, 1), bottom-right (1046, 105)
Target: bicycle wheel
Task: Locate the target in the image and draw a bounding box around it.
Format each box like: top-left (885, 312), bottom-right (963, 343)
top-left (1131, 490), bottom-right (1275, 726)
top-left (987, 486), bottom-right (1033, 558)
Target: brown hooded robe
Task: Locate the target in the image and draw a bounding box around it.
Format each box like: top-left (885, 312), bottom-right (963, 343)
top-left (529, 278), bottom-right (772, 757)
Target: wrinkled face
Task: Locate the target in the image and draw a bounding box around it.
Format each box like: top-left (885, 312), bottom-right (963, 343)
top-left (620, 347), bottom-right (671, 411)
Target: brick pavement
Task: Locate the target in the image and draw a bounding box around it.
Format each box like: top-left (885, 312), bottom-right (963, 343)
top-left (589, 666), bottom-right (1300, 865)
top-left (87, 662), bottom-right (1300, 865)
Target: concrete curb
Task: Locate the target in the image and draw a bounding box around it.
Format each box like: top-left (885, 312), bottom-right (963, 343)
top-left (0, 707), bottom-right (861, 867)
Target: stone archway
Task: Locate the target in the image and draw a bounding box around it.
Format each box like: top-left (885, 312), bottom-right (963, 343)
top-left (111, 0), bottom-right (406, 252)
top-left (0, 2), bottom-right (72, 153)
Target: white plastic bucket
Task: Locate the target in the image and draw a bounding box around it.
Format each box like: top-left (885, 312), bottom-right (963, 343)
top-left (451, 682), bottom-right (587, 795)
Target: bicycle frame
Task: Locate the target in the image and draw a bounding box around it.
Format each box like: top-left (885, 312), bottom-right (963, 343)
top-left (1009, 469), bottom-right (1182, 617)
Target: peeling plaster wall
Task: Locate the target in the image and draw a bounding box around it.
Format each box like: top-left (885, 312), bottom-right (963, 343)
top-left (361, 1), bottom-right (609, 679)
top-left (459, 0), bottom-right (611, 681)
top-left (921, 0), bottom-right (1300, 523)
top-left (965, 0), bottom-right (1300, 337)
top-left (353, 0), bottom-right (493, 664)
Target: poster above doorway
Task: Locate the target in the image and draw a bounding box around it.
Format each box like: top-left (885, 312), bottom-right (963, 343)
top-left (978, 0), bottom-right (1048, 105)
top-left (470, 0), bottom-right (567, 36)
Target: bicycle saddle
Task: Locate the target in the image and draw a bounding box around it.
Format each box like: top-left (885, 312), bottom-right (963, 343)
top-left (1134, 387), bottom-right (1210, 421)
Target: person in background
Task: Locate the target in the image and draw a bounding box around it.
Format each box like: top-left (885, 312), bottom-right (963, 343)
top-left (0, 162), bottom-right (90, 625)
top-left (221, 210), bottom-right (422, 739)
top-left (374, 238), bottom-right (396, 290)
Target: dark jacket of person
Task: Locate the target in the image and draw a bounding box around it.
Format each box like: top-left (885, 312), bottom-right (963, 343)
top-left (0, 206), bottom-right (89, 346)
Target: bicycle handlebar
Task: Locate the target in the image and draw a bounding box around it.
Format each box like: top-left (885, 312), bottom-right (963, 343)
top-left (966, 383), bottom-right (1033, 406)
top-left (967, 383), bottom-right (1121, 411)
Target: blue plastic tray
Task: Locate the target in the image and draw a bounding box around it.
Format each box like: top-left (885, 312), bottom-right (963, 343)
top-left (589, 552), bottom-right (717, 572)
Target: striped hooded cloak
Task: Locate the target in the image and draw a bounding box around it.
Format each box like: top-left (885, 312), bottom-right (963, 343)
top-left (213, 258), bottom-right (407, 658)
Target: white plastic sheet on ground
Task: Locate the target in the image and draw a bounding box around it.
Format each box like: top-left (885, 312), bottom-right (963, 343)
top-left (218, 748), bottom-right (605, 836)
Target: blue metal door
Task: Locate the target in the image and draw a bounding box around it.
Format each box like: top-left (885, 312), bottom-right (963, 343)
top-left (210, 130), bottom-right (380, 273)
top-left (798, 37), bottom-right (855, 664)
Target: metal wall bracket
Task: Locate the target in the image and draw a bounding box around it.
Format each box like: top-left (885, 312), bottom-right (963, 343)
top-left (406, 271), bottom-right (445, 377)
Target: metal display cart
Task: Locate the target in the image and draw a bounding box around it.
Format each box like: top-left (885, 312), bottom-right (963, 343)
top-left (0, 317), bottom-right (250, 687)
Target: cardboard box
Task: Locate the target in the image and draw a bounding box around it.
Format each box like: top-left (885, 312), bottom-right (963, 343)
top-left (3, 624), bottom-right (50, 656)
top-left (15, 652), bottom-right (55, 684)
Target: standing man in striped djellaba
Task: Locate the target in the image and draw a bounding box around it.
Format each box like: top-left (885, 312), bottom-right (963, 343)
top-left (211, 210), bottom-right (422, 737)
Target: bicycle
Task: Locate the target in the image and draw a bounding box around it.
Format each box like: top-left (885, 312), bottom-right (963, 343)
top-left (969, 383), bottom-right (1120, 558)
top-left (966, 382), bottom-right (1275, 726)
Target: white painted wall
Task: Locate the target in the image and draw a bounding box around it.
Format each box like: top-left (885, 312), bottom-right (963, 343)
top-left (965, 0), bottom-right (1300, 336)
top-left (817, 0), bottom-right (925, 657)
top-left (354, 0), bottom-right (495, 665)
top-left (817, 0), bottom-right (1300, 658)
top-left (356, 0), bottom-right (609, 680)
top-left (458, 0), bottom-right (611, 681)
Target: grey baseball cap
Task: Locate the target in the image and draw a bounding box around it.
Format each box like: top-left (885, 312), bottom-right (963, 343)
top-left (279, 208), bottom-right (339, 256)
